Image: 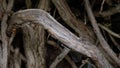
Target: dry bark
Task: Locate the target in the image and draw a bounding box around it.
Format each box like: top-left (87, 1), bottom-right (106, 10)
top-left (0, 0), bottom-right (119, 68)
top-left (8, 9), bottom-right (114, 68)
top-left (7, 22), bottom-right (46, 68)
top-left (84, 0), bottom-right (120, 67)
top-left (52, 0), bottom-right (120, 67)
top-left (22, 24), bottom-right (46, 68)
top-left (52, 0), bottom-right (95, 43)
top-left (0, 0), bottom-right (14, 68)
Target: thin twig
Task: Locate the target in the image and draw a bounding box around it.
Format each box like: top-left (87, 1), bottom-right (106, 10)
top-left (8, 29), bottom-right (16, 46)
top-left (79, 58), bottom-right (89, 68)
top-left (50, 46), bottom-right (70, 68)
top-left (100, 4), bottom-right (120, 17)
top-left (47, 40), bottom-right (77, 68)
top-left (2, 0), bottom-right (7, 11)
top-left (84, 0), bottom-right (120, 67)
top-left (99, 0), bottom-right (105, 13)
top-left (98, 23), bottom-right (120, 39)
top-left (109, 34), bottom-right (120, 51)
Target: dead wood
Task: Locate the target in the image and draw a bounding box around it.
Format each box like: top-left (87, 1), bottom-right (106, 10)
top-left (37, 0), bottom-right (51, 12)
top-left (100, 4), bottom-right (120, 17)
top-left (7, 23), bottom-right (46, 68)
top-left (50, 46), bottom-right (70, 68)
top-left (52, 0), bottom-right (95, 43)
top-left (0, 0), bottom-right (119, 68)
top-left (84, 0), bottom-right (120, 67)
top-left (22, 24), bottom-right (46, 68)
top-left (0, 0), bottom-right (14, 68)
top-left (47, 40), bottom-right (77, 68)
top-left (52, 0), bottom-right (119, 67)
top-left (25, 0), bottom-right (32, 8)
top-left (8, 9), bottom-right (114, 68)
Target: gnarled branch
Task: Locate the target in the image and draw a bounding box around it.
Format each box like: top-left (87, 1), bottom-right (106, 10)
top-left (8, 9), bottom-right (114, 68)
